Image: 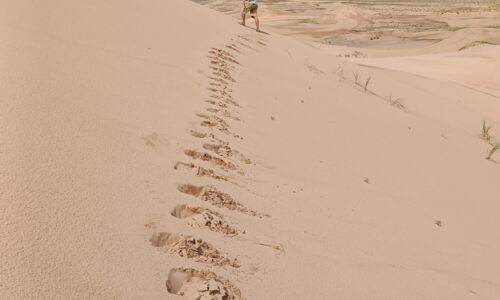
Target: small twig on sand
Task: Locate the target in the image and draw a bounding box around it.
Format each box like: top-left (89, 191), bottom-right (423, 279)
top-left (255, 242), bottom-right (286, 255)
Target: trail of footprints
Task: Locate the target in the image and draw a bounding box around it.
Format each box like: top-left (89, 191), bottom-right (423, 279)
top-left (147, 36), bottom-right (271, 299)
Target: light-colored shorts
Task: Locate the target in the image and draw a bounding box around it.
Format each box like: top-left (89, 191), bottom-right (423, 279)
top-left (242, 3), bottom-right (258, 16)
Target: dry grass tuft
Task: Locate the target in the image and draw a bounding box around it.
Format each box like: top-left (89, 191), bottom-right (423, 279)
top-left (480, 120), bottom-right (494, 144)
top-left (479, 121), bottom-right (499, 161)
top-left (363, 75), bottom-right (372, 91)
top-left (387, 92), bottom-right (406, 111)
top-left (486, 144), bottom-right (499, 161)
top-left (352, 71), bottom-right (360, 84)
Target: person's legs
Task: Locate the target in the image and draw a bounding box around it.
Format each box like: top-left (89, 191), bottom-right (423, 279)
top-left (240, 12), bottom-right (246, 26)
top-left (254, 15), bottom-right (260, 32)
top-left (249, 4), bottom-right (260, 32)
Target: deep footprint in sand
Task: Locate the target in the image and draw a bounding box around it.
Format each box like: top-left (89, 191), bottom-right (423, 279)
top-left (198, 114), bottom-right (229, 127)
top-left (203, 143), bottom-right (252, 164)
top-left (171, 204), bottom-right (240, 236)
top-left (206, 107), bottom-right (240, 121)
top-left (166, 267), bottom-right (243, 299)
top-left (209, 48), bottom-right (240, 65)
top-left (207, 95), bottom-right (239, 109)
top-left (184, 149), bottom-right (241, 173)
top-left (174, 162), bottom-right (229, 181)
top-left (177, 184), bottom-right (266, 217)
top-left (200, 115), bottom-right (230, 133)
top-left (206, 99), bottom-right (228, 108)
top-left (150, 232), bottom-right (239, 267)
top-left (208, 76), bottom-right (229, 86)
top-left (207, 91), bottom-right (240, 107)
top-left (211, 71), bottom-right (235, 83)
top-left (226, 44), bottom-right (241, 53)
top-left (190, 130), bottom-right (208, 138)
top-left (189, 130), bottom-right (228, 146)
top-left (209, 65), bottom-right (233, 77)
top-left (200, 118), bottom-right (242, 139)
top-left (210, 56), bottom-right (235, 69)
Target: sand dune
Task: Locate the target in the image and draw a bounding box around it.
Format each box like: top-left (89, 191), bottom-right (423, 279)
top-left (198, 0), bottom-right (500, 52)
top-left (1, 0), bottom-right (500, 299)
top-left (355, 44), bottom-right (500, 99)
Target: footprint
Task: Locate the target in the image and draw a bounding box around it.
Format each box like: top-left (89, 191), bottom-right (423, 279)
top-left (206, 99), bottom-right (228, 108)
top-left (189, 130), bottom-right (228, 146)
top-left (150, 232), bottom-right (239, 267)
top-left (257, 40), bottom-right (267, 46)
top-left (190, 130), bottom-right (208, 139)
top-left (236, 41), bottom-right (254, 50)
top-left (174, 162), bottom-right (229, 181)
top-left (201, 119), bottom-right (229, 134)
top-left (210, 59), bottom-right (233, 70)
top-left (237, 34), bottom-right (252, 42)
top-left (200, 115), bottom-right (242, 139)
top-left (143, 132), bottom-right (161, 147)
top-left (144, 219), bottom-right (157, 229)
top-left (209, 65), bottom-right (233, 77)
top-left (177, 184), bottom-right (263, 217)
top-left (209, 82), bottom-right (223, 88)
top-left (166, 268), bottom-right (243, 299)
top-left (207, 76), bottom-right (229, 85)
top-left (208, 94), bottom-right (239, 108)
top-left (171, 204), bottom-right (240, 236)
top-left (225, 44), bottom-right (241, 53)
top-left (212, 71), bottom-right (235, 83)
top-left (203, 143), bottom-right (252, 164)
top-left (184, 149), bottom-right (240, 173)
top-left (209, 48), bottom-right (240, 65)
top-left (199, 114), bottom-right (229, 131)
top-left (209, 59), bottom-right (233, 69)
top-left (197, 114), bottom-right (228, 124)
top-left (207, 89), bottom-right (237, 105)
top-left (206, 107), bottom-right (240, 121)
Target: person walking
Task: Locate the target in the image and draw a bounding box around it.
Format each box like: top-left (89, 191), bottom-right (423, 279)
top-left (240, 0), bottom-right (260, 32)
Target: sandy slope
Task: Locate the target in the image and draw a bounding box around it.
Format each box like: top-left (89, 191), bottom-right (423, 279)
top-left (350, 45), bottom-right (500, 99)
top-left (1, 0), bottom-right (500, 299)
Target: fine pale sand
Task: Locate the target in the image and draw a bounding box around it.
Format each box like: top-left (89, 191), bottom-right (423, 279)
top-left (1, 0), bottom-right (500, 299)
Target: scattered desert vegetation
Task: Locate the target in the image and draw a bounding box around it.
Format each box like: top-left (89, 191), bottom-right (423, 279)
top-left (486, 144), bottom-right (499, 161)
top-left (386, 92), bottom-right (406, 111)
top-left (352, 71), bottom-right (360, 85)
top-left (363, 75), bottom-right (372, 92)
top-left (336, 66), bottom-right (406, 112)
top-left (479, 121), bottom-right (499, 161)
top-left (480, 120), bottom-right (494, 144)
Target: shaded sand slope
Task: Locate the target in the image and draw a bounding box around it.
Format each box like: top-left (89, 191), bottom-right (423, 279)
top-left (0, 0), bottom-right (247, 298)
top-left (1, 0), bottom-right (500, 299)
